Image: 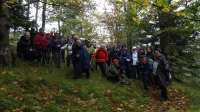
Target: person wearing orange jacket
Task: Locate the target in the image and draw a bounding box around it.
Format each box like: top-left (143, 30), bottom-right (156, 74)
top-left (95, 45), bottom-right (109, 77)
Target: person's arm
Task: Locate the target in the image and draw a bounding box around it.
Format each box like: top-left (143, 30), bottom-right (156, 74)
top-left (162, 55), bottom-right (169, 71)
top-left (61, 43), bottom-right (68, 50)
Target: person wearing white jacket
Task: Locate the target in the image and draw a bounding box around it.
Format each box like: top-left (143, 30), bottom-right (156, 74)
top-left (61, 40), bottom-right (73, 67)
top-left (131, 46), bottom-right (138, 79)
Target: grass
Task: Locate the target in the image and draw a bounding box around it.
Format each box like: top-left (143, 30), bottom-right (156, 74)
top-left (0, 59), bottom-right (200, 112)
top-left (0, 60), bottom-right (148, 112)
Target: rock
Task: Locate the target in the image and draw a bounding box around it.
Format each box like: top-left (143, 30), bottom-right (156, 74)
top-left (104, 89), bottom-right (112, 97)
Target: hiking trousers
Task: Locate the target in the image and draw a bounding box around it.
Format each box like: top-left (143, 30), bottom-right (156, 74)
top-left (97, 62), bottom-right (107, 77)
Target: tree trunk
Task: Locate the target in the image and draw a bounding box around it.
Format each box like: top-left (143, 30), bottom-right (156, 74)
top-left (0, 2), bottom-right (9, 46)
top-left (58, 6), bottom-right (62, 36)
top-left (35, 0), bottom-right (39, 31)
top-left (42, 0), bottom-right (47, 32)
top-left (158, 10), bottom-right (176, 54)
top-left (0, 1), bottom-right (15, 66)
top-left (27, 0), bottom-right (30, 20)
top-left (58, 19), bottom-right (61, 35)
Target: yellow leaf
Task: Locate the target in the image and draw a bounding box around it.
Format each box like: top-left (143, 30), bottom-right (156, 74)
top-left (176, 12), bottom-right (186, 17)
top-left (162, 7), bottom-right (170, 12)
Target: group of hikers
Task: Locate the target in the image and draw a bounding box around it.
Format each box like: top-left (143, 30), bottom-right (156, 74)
top-left (17, 28), bottom-right (172, 101)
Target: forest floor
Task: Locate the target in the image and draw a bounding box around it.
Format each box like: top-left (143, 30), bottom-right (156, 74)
top-left (0, 60), bottom-right (199, 112)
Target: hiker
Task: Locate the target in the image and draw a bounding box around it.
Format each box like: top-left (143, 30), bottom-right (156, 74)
top-left (33, 28), bottom-right (45, 63)
top-left (44, 33), bottom-right (51, 64)
top-left (130, 46), bottom-right (139, 79)
top-left (107, 58), bottom-right (129, 84)
top-left (60, 37), bottom-right (67, 63)
top-left (138, 48), bottom-right (146, 80)
top-left (139, 53), bottom-right (151, 90)
top-left (30, 28), bottom-right (36, 45)
top-left (72, 37), bottom-right (82, 79)
top-left (51, 33), bottom-right (62, 68)
top-left (146, 47), bottom-right (154, 87)
top-left (119, 46), bottom-right (132, 78)
top-left (61, 37), bottom-right (73, 67)
top-left (153, 49), bottom-right (169, 101)
top-left (17, 31), bottom-right (34, 60)
top-left (80, 45), bottom-right (91, 79)
top-left (40, 33), bottom-right (49, 64)
top-left (88, 45), bottom-right (96, 71)
top-left (47, 32), bottom-right (56, 64)
top-left (95, 44), bottom-right (109, 77)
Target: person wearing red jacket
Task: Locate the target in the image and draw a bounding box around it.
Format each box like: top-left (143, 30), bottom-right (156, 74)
top-left (41, 33), bottom-right (49, 64)
top-left (33, 28), bottom-right (49, 64)
top-left (95, 45), bottom-right (109, 77)
top-left (34, 30), bottom-right (44, 49)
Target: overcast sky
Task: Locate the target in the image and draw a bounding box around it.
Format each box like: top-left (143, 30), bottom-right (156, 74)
top-left (29, 0), bottom-right (112, 33)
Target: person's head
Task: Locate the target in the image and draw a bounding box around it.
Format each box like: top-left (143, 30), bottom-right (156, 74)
top-left (147, 47), bottom-right (153, 53)
top-left (25, 31), bottom-right (31, 40)
top-left (113, 58), bottom-right (119, 66)
top-left (73, 35), bottom-right (79, 41)
top-left (31, 28), bottom-right (35, 32)
top-left (54, 33), bottom-right (60, 38)
top-left (155, 50), bottom-right (161, 58)
top-left (71, 34), bottom-right (76, 39)
top-left (45, 33), bottom-right (50, 38)
top-left (39, 28), bottom-right (43, 33)
top-left (139, 48), bottom-right (144, 53)
top-left (76, 39), bottom-right (81, 46)
top-left (96, 45), bottom-right (100, 48)
top-left (100, 44), bottom-right (106, 49)
top-left (132, 46), bottom-right (137, 52)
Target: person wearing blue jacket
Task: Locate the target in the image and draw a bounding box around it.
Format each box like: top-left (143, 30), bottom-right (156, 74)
top-left (119, 47), bottom-right (132, 78)
top-left (80, 45), bottom-right (91, 79)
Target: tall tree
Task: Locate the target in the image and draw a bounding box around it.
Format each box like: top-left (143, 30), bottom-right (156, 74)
top-left (26, 0), bottom-right (30, 20)
top-left (0, 0), bottom-right (10, 47)
top-left (34, 0), bottom-right (39, 31)
top-left (42, 0), bottom-right (47, 31)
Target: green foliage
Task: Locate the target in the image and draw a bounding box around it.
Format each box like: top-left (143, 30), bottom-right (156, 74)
top-left (46, 0), bottom-right (96, 38)
top-left (7, 0), bottom-right (31, 29)
top-left (0, 92), bottom-right (22, 111)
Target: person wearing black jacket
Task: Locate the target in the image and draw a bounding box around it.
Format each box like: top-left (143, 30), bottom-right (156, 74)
top-left (17, 32), bottom-right (34, 60)
top-left (72, 38), bottom-right (82, 79)
top-left (50, 33), bottom-right (62, 68)
top-left (154, 50), bottom-right (169, 101)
